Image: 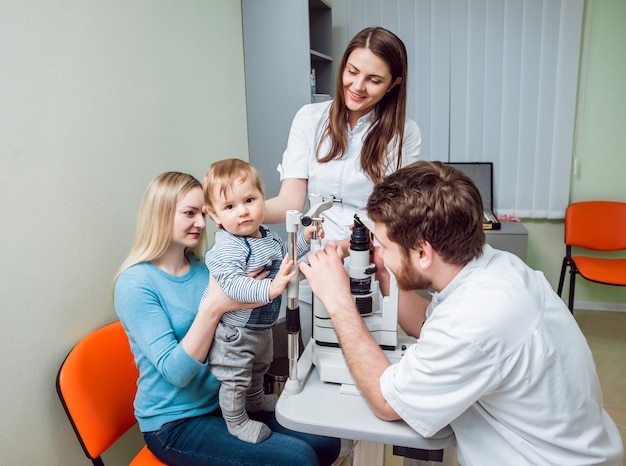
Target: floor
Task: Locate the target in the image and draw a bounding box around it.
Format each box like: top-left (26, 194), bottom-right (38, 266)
top-left (574, 310), bottom-right (626, 443)
top-left (381, 309), bottom-right (626, 466)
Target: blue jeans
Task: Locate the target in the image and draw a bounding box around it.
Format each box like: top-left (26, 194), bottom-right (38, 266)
top-left (143, 409), bottom-right (341, 466)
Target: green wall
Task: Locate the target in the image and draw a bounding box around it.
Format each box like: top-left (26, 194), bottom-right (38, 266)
top-left (525, 0), bottom-right (626, 310)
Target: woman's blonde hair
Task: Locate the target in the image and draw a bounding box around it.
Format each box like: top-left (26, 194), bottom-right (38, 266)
top-left (112, 172), bottom-right (207, 287)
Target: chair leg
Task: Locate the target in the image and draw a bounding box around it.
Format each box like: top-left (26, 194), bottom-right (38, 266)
top-left (567, 261), bottom-right (576, 314)
top-left (557, 257), bottom-right (568, 297)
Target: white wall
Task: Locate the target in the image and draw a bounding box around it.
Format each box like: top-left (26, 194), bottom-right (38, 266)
top-left (0, 1), bottom-right (249, 463)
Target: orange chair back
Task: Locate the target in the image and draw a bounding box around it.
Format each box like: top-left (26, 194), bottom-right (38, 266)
top-left (564, 201), bottom-right (626, 251)
top-left (57, 321), bottom-right (140, 462)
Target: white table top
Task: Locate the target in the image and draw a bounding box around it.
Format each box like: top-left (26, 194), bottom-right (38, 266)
top-left (275, 342), bottom-right (454, 450)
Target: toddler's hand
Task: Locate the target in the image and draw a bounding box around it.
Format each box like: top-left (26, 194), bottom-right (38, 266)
top-left (268, 255), bottom-right (296, 300)
top-left (304, 224), bottom-right (324, 243)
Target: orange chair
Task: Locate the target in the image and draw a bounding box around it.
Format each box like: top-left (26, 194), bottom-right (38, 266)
top-left (56, 321), bottom-right (166, 465)
top-left (557, 201), bottom-right (626, 313)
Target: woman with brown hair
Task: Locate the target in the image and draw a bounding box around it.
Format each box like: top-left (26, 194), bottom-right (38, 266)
top-left (265, 27), bottom-right (422, 343)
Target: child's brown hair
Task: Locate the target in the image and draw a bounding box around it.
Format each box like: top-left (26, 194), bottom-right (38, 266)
top-left (203, 158), bottom-right (265, 211)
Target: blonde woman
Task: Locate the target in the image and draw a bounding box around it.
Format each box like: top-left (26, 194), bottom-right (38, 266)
top-left (113, 172), bottom-right (340, 465)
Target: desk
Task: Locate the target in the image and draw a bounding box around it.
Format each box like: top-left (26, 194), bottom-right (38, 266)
top-left (276, 342), bottom-right (454, 464)
top-left (485, 221), bottom-right (528, 262)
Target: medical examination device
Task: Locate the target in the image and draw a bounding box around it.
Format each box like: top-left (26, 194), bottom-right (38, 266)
top-left (284, 195), bottom-right (412, 394)
top-left (283, 194), bottom-right (338, 394)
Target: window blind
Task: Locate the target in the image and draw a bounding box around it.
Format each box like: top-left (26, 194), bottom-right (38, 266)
top-left (333, 0), bottom-right (584, 218)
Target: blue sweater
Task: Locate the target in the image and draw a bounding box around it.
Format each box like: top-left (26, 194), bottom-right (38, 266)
top-left (114, 259), bottom-right (220, 432)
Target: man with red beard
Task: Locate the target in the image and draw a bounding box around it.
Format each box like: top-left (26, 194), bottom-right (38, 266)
top-left (299, 161), bottom-right (623, 466)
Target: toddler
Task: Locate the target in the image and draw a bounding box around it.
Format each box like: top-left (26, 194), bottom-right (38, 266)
top-left (202, 158), bottom-right (318, 444)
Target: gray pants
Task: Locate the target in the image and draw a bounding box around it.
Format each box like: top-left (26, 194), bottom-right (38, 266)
top-left (209, 322), bottom-right (273, 416)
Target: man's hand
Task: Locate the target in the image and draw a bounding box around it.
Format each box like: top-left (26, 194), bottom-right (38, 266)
top-left (298, 242), bottom-right (351, 316)
top-left (299, 242), bottom-right (401, 422)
